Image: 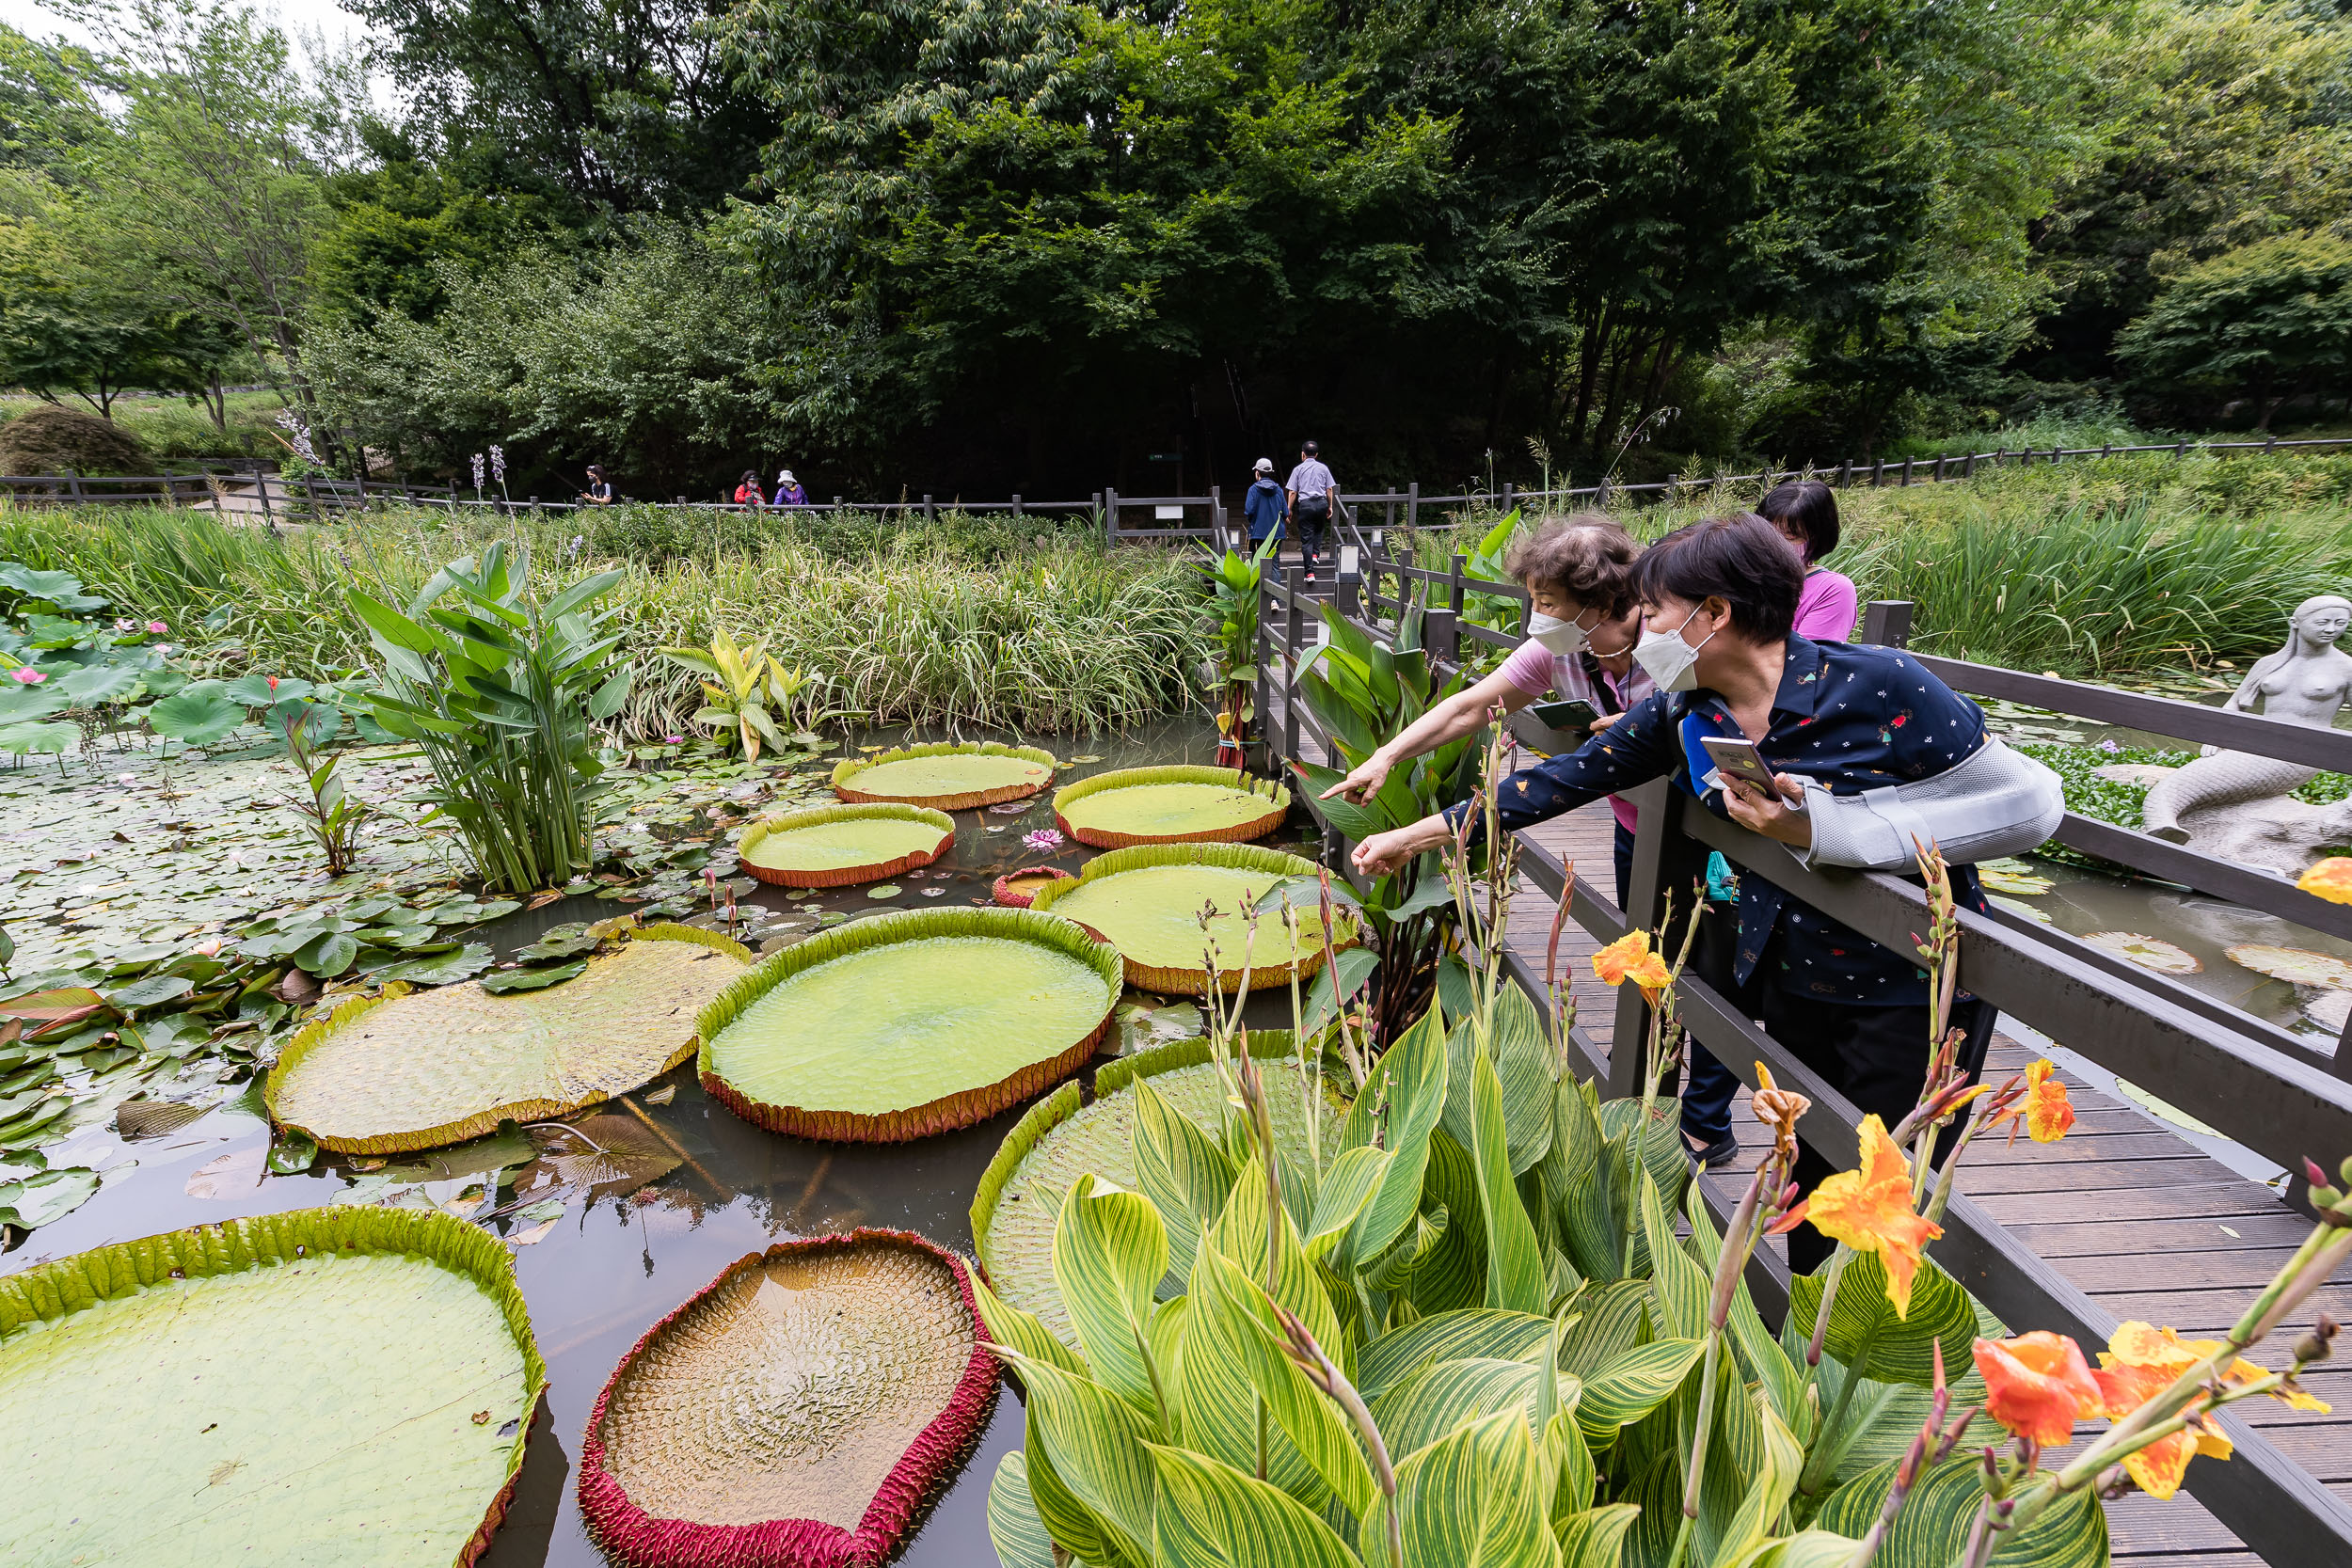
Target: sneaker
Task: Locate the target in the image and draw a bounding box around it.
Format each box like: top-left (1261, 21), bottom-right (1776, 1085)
top-left (1305, 571), bottom-right (1318, 585)
top-left (1685, 1132), bottom-right (1740, 1173)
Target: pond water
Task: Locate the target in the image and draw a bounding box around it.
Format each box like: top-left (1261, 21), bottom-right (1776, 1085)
top-left (0, 714), bottom-right (1327, 1568)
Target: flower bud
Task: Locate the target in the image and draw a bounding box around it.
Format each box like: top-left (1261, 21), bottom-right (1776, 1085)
top-left (2307, 1157), bottom-right (2332, 1190)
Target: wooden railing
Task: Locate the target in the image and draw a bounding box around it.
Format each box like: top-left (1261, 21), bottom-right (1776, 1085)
top-left (1256, 558), bottom-right (2352, 1564)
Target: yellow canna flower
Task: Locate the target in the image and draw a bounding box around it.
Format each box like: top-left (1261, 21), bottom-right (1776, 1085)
top-left (2297, 856), bottom-right (2352, 905)
top-left (1997, 1058), bottom-right (2075, 1144)
top-left (1592, 929), bottom-right (1673, 996)
top-left (1785, 1115), bottom-right (1944, 1319)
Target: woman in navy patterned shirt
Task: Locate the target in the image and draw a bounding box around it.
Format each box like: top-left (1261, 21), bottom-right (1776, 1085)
top-left (1351, 515), bottom-right (2000, 1272)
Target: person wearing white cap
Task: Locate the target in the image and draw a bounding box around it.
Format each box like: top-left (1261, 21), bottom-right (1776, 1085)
top-left (1243, 457), bottom-right (1287, 550)
top-left (772, 468), bottom-right (808, 507)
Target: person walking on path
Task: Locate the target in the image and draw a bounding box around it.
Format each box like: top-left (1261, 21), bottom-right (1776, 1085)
top-left (773, 468), bottom-right (808, 507)
top-left (1285, 440), bottom-right (1337, 583)
top-left (579, 465), bottom-right (614, 505)
top-left (1243, 457), bottom-right (1287, 549)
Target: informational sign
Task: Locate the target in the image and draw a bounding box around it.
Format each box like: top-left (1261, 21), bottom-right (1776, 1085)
top-left (1154, 505), bottom-right (1184, 520)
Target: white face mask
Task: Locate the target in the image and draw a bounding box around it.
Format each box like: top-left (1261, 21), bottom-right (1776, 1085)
top-left (1633, 606), bottom-right (1718, 692)
top-left (1526, 611), bottom-right (1585, 656)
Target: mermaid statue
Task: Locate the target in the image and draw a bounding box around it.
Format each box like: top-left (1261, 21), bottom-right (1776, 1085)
top-left (2142, 594), bottom-right (2352, 850)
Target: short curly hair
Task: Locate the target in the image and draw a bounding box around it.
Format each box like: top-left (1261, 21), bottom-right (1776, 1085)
top-left (1501, 515), bottom-right (1642, 620)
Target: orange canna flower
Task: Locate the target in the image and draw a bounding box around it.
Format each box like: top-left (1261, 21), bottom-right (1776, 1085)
top-left (2297, 856), bottom-right (2352, 906)
top-left (2101, 1322), bottom-right (2331, 1415)
top-left (1784, 1115), bottom-right (1944, 1318)
top-left (1974, 1331), bottom-right (2103, 1447)
top-left (1592, 929), bottom-right (1673, 996)
top-left (2086, 1321), bottom-right (2331, 1499)
top-left (1999, 1058), bottom-right (2075, 1144)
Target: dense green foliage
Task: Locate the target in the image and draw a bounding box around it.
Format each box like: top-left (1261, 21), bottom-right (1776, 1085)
top-left (0, 0), bottom-right (2345, 493)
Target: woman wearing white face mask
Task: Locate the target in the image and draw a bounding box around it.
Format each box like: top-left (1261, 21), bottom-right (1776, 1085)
top-left (1321, 516), bottom-right (1653, 897)
top-left (1351, 515), bottom-right (2060, 1274)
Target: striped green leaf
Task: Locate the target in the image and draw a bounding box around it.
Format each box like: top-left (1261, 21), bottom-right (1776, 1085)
top-left (971, 1269), bottom-right (1091, 1381)
top-left (1404, 1132), bottom-right (1487, 1316)
top-left (1545, 1078), bottom-right (1620, 1281)
top-left (1192, 1248), bottom-right (1378, 1518)
top-left (1147, 1441), bottom-right (1361, 1568)
top-left (1556, 1502), bottom-right (1640, 1568)
top-left (1473, 1042), bottom-right (1547, 1314)
top-left (987, 1449), bottom-right (1061, 1568)
top-left (1358, 1308), bottom-right (1557, 1401)
top-left (1369, 1354), bottom-right (1579, 1463)
top-left (1307, 1144), bottom-right (1391, 1262)
top-left (1055, 1174), bottom-right (1170, 1417)
top-left (1545, 1410), bottom-right (1596, 1523)
top-left (1366, 1204), bottom-right (1452, 1292)
top-left (1489, 985), bottom-right (1556, 1175)
top-left (1682, 1182), bottom-right (1806, 1437)
top-left (1725, 1529), bottom-right (1869, 1568)
top-left (1133, 1079), bottom-right (1239, 1290)
top-left (1638, 1173), bottom-right (1708, 1341)
top-left (1558, 1279), bottom-right (1653, 1378)
top-left (1814, 1456), bottom-right (2108, 1568)
top-left (1022, 1397), bottom-right (1132, 1568)
top-left (1343, 1006), bottom-right (1449, 1261)
top-left (994, 1348), bottom-right (1159, 1567)
top-left (1575, 1338), bottom-right (1707, 1449)
top-left (1786, 1252), bottom-right (1977, 1389)
top-left (1370, 1408), bottom-right (1562, 1568)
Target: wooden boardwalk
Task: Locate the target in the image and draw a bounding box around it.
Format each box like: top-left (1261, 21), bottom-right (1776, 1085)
top-left (1503, 804), bottom-right (2351, 1566)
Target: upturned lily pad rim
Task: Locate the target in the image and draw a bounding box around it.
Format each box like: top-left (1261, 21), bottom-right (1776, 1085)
top-left (737, 803), bottom-right (956, 889)
top-left (264, 924), bottom-right (753, 1155)
top-left (1025, 841), bottom-right (1346, 993)
top-left (991, 864), bottom-right (1073, 908)
top-left (577, 1227), bottom-right (998, 1568)
top-left (1051, 764), bottom-right (1290, 848)
top-left (0, 1204), bottom-right (546, 1568)
top-left (696, 906), bottom-right (1122, 1143)
top-left (830, 741), bottom-right (1058, 811)
top-left (969, 1030), bottom-right (1312, 1268)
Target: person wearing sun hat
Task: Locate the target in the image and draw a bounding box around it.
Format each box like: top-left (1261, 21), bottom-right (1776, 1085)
top-left (1243, 457), bottom-right (1287, 549)
top-left (773, 468), bottom-right (808, 507)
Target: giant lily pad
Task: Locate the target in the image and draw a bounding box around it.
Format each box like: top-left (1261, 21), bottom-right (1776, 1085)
top-left (2081, 930), bottom-right (2201, 975)
top-left (1051, 765), bottom-right (1290, 848)
top-left (579, 1228), bottom-right (997, 1568)
top-left (971, 1034), bottom-right (1343, 1345)
top-left (1027, 842), bottom-right (1348, 992)
top-left (2225, 942), bottom-right (2352, 990)
top-left (992, 864), bottom-right (1073, 908)
top-left (738, 803), bottom-right (955, 889)
top-left (0, 1206), bottom-right (544, 1567)
top-left (831, 741), bottom-right (1057, 812)
top-left (266, 926), bottom-right (752, 1153)
top-left (698, 907), bottom-right (1121, 1142)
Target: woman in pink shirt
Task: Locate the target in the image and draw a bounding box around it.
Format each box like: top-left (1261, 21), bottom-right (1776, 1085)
top-left (1758, 481), bottom-right (1858, 640)
top-left (1321, 515), bottom-right (1654, 902)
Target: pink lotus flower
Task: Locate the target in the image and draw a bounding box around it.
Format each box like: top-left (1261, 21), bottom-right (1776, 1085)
top-left (114, 618), bottom-right (134, 631)
top-left (10, 667), bottom-right (43, 685)
top-left (147, 621), bottom-right (167, 634)
top-left (663, 735), bottom-right (685, 744)
top-left (193, 938), bottom-right (226, 957)
top-left (1023, 828), bottom-right (1066, 853)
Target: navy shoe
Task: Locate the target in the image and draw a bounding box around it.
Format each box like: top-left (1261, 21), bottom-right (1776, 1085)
top-left (1686, 1132), bottom-right (1741, 1173)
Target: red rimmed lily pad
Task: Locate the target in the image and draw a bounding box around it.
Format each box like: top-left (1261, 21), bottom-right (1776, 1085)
top-left (738, 803), bottom-right (955, 889)
top-left (578, 1228), bottom-right (998, 1568)
top-left (991, 864), bottom-right (1073, 908)
top-left (830, 742), bottom-right (1056, 812)
top-left (1051, 764), bottom-right (1289, 847)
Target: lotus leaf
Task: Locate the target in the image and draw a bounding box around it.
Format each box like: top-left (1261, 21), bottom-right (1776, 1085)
top-left (2081, 930), bottom-right (2201, 974)
top-left (971, 1033), bottom-right (1342, 1345)
top-left (579, 1228), bottom-right (998, 1568)
top-left (738, 803), bottom-right (955, 888)
top-left (0, 1206), bottom-right (544, 1568)
top-left (831, 741), bottom-right (1057, 812)
top-left (698, 907), bottom-right (1121, 1142)
top-left (1051, 765), bottom-right (1290, 847)
top-left (1027, 842), bottom-right (1347, 992)
top-left (266, 926), bottom-right (751, 1153)
top-left (2225, 942), bottom-right (2352, 990)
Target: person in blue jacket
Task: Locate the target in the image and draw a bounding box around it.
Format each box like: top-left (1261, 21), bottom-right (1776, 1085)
top-left (1243, 457), bottom-right (1287, 547)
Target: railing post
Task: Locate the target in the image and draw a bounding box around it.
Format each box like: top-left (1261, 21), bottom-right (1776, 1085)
top-left (1283, 566), bottom-right (1304, 763)
top-left (1406, 481), bottom-right (1419, 530)
top-left (1963, 451), bottom-right (1977, 478)
top-left (1899, 457), bottom-right (1915, 486)
top-left (1386, 487), bottom-right (1397, 530)
top-left (1336, 543), bottom-right (1361, 620)
top-left (1427, 602), bottom-right (1460, 666)
top-left (1859, 599), bottom-right (1915, 648)
top-left (1500, 482), bottom-right (1515, 516)
top-left (1209, 483), bottom-right (1223, 549)
top-left (1256, 573), bottom-right (1275, 767)
top-left (1104, 487), bottom-right (1119, 546)
top-left (923, 492), bottom-right (934, 523)
top-left (1932, 455), bottom-right (1947, 482)
top-left (253, 466), bottom-right (275, 528)
top-left (1836, 458), bottom-right (1852, 487)
top-left (1011, 492), bottom-right (1024, 517)
top-left (1869, 459), bottom-right (1886, 486)
top-left (1607, 779), bottom-right (1676, 1099)
top-left (64, 467), bottom-right (83, 503)
top-left (2173, 439), bottom-right (2187, 459)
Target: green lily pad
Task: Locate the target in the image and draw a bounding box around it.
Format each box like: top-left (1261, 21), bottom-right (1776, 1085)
top-left (2225, 942), bottom-right (2352, 990)
top-left (0, 1207), bottom-right (544, 1565)
top-left (1028, 842), bottom-right (1346, 993)
top-left (831, 741), bottom-right (1057, 812)
top-left (699, 906), bottom-right (1121, 1142)
top-left (971, 1033), bottom-right (1342, 1346)
top-left (267, 927), bottom-right (750, 1154)
top-left (2082, 930), bottom-right (2201, 975)
top-left (1052, 765), bottom-right (1289, 848)
top-left (479, 960), bottom-right (589, 995)
top-left (738, 803), bottom-right (954, 888)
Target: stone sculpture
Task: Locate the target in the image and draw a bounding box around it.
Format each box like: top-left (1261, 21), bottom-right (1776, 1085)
top-left (2129, 594), bottom-right (2352, 875)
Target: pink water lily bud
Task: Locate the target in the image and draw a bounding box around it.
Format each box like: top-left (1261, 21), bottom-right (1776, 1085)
top-left (147, 621), bottom-right (167, 634)
top-left (10, 667), bottom-right (43, 684)
top-left (114, 618), bottom-right (134, 630)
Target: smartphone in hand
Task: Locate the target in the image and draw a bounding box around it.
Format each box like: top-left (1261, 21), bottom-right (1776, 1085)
top-left (1531, 698), bottom-right (1599, 733)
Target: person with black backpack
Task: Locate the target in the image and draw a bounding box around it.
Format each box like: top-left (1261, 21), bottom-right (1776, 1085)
top-left (1284, 440), bottom-right (1337, 584)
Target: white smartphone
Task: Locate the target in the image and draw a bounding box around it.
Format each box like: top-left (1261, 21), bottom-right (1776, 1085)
top-left (1700, 735), bottom-right (1783, 795)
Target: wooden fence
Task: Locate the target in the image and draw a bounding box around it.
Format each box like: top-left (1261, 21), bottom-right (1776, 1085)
top-left (1257, 546), bottom-right (2352, 1564)
top-left (7, 433), bottom-right (2349, 527)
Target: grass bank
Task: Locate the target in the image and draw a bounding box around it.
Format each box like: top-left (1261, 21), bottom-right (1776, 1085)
top-left (1409, 451), bottom-right (2352, 677)
top-left (0, 504), bottom-right (1213, 736)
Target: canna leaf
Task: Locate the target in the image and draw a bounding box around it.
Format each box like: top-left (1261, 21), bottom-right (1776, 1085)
top-left (1472, 1041), bottom-right (1547, 1314)
top-left (1131, 1078), bottom-right (1239, 1289)
top-left (1370, 1408), bottom-right (1561, 1568)
top-left (993, 1348), bottom-right (1157, 1566)
top-left (1053, 1174), bottom-right (1170, 1417)
top-left (1147, 1442), bottom-right (1359, 1568)
top-left (1575, 1338), bottom-right (1707, 1449)
top-left (986, 1449), bottom-right (1058, 1568)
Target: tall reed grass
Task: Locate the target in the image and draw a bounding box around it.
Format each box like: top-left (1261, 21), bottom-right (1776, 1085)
top-left (0, 504), bottom-right (1211, 736)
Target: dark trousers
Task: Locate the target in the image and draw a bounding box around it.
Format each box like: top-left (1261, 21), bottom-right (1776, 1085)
top-left (1295, 507), bottom-right (1327, 571)
top-left (1612, 820), bottom-right (1740, 1149)
top-left (1761, 986), bottom-right (1996, 1275)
